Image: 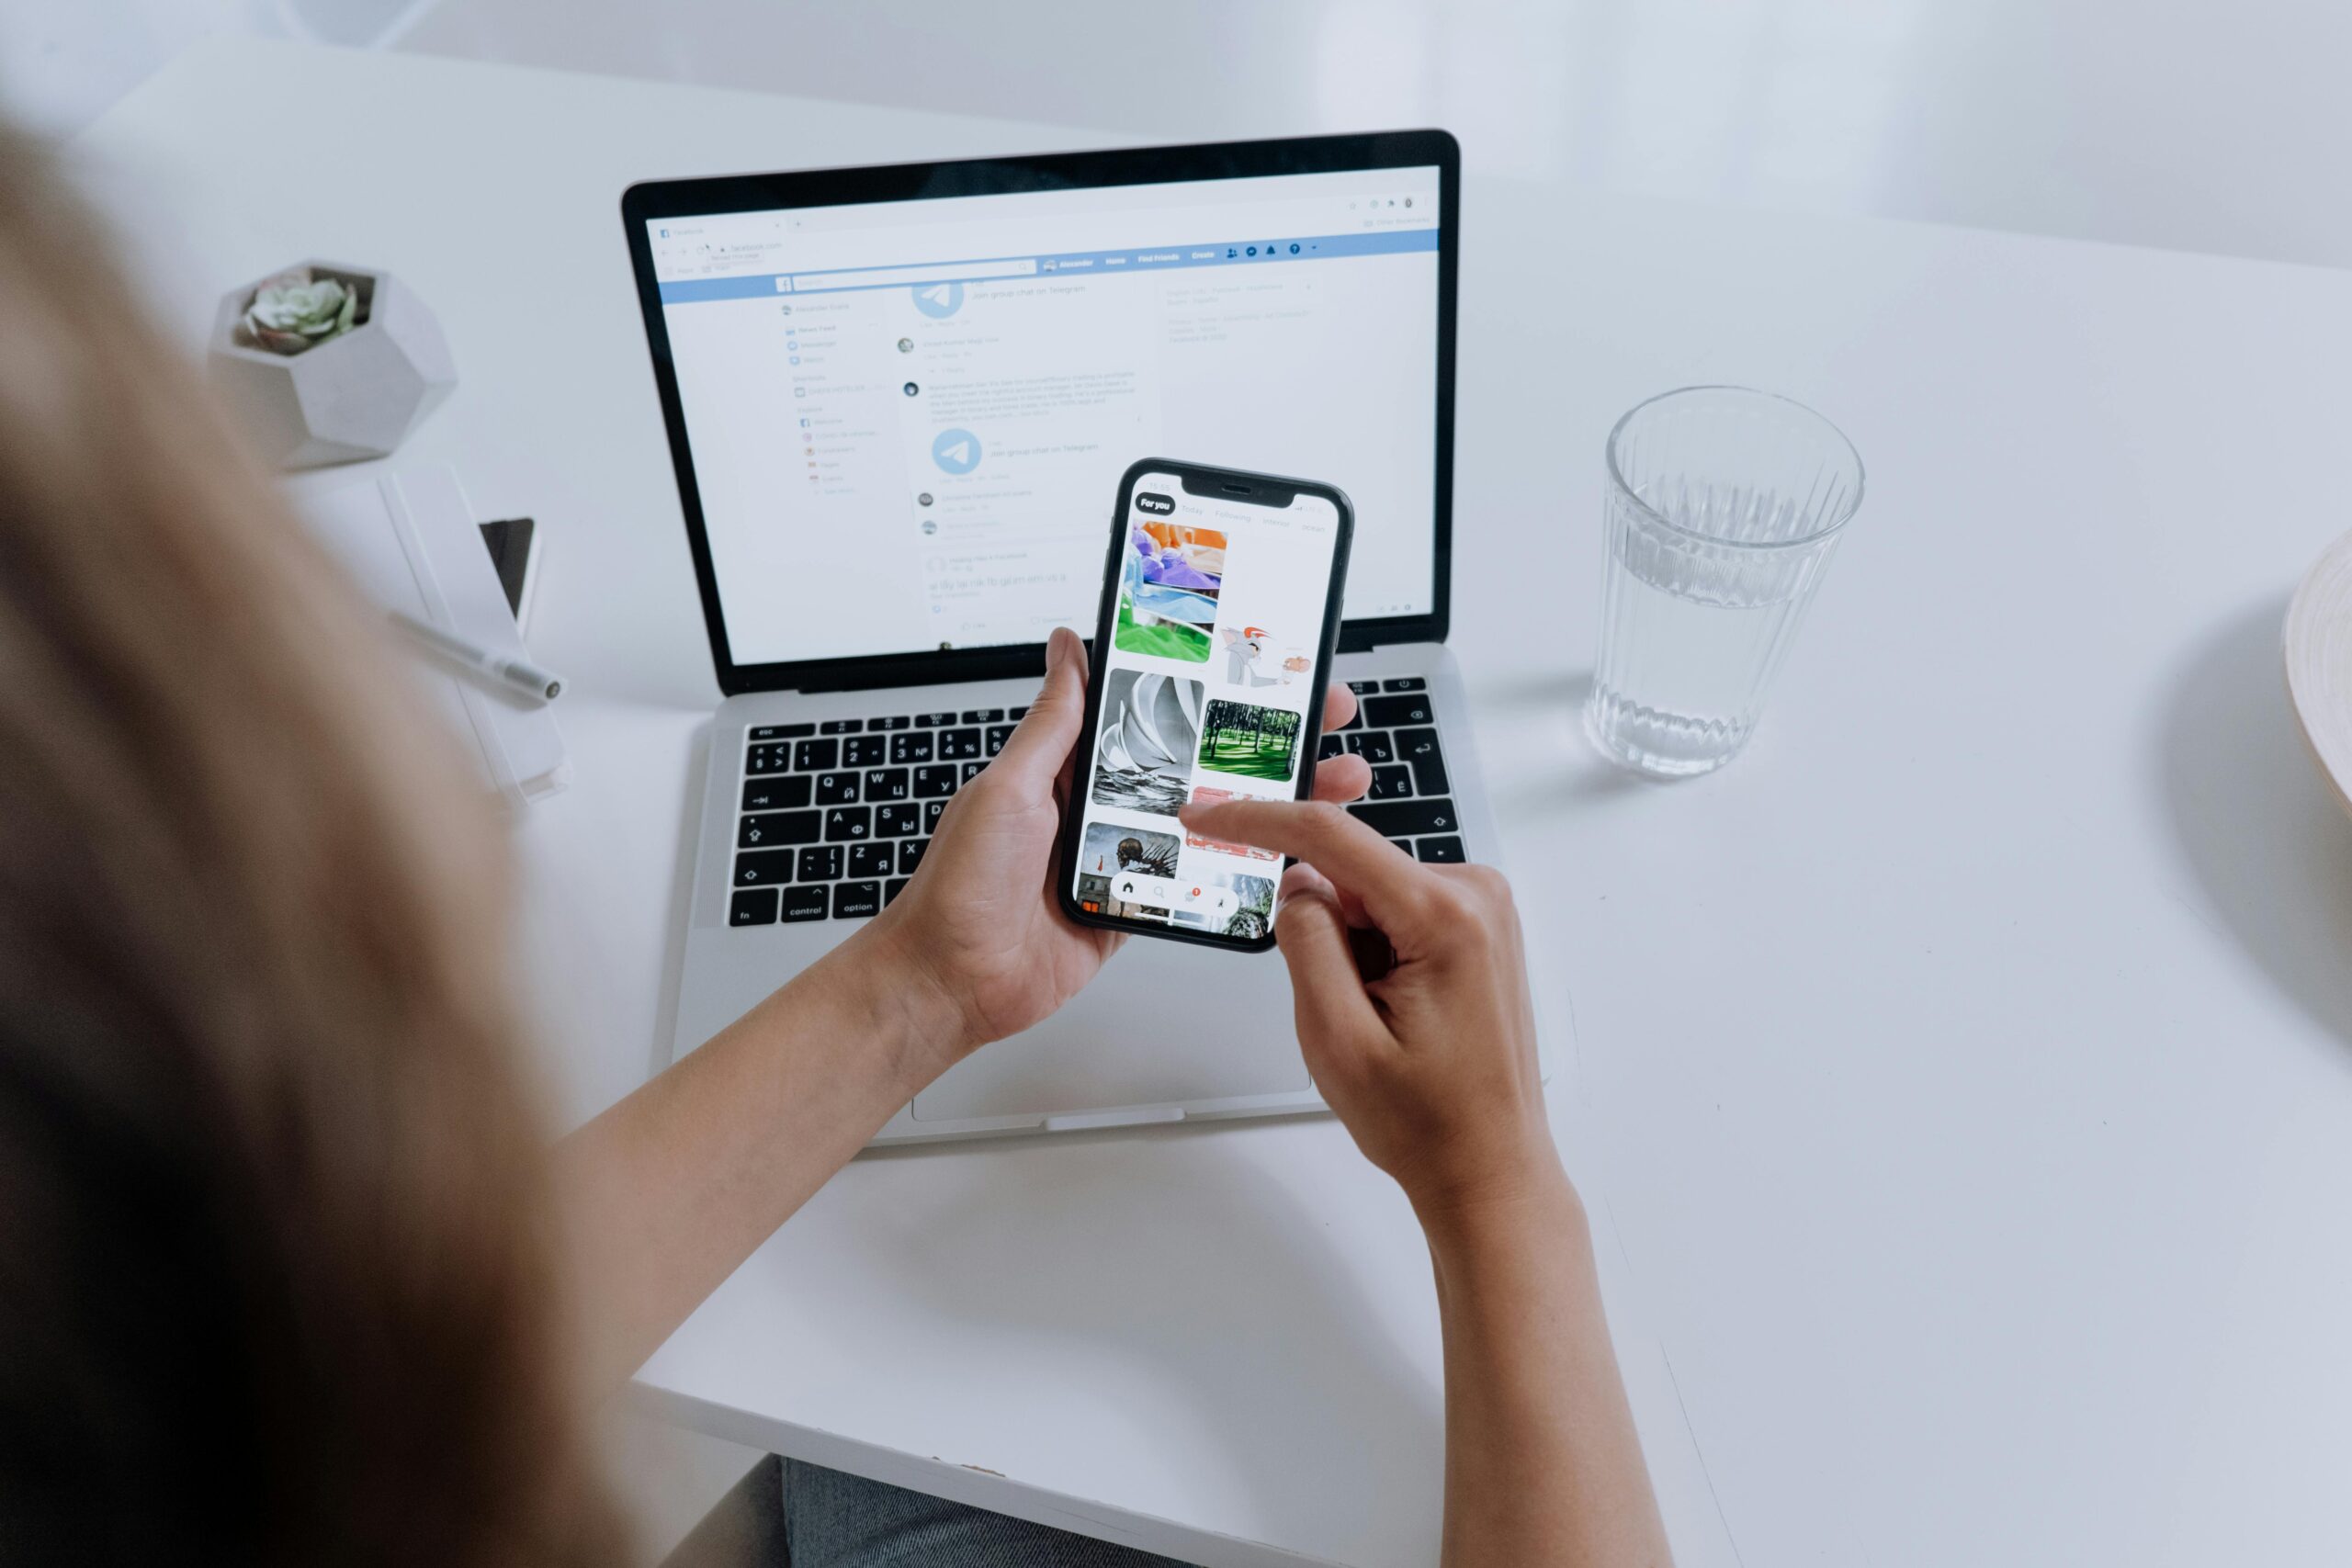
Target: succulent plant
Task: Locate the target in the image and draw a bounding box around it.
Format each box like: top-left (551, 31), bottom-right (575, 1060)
top-left (239, 267), bottom-right (362, 355)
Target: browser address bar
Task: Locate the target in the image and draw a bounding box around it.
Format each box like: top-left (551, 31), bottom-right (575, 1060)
top-left (787, 257), bottom-right (1038, 292)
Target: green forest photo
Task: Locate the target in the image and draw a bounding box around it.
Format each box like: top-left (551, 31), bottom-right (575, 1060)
top-left (1197, 698), bottom-right (1304, 783)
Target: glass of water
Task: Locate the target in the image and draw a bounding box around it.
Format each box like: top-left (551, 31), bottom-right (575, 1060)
top-left (1585, 386), bottom-right (1864, 776)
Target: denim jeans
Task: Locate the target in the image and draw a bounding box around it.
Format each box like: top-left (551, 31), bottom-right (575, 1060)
top-left (661, 1454), bottom-right (1195, 1568)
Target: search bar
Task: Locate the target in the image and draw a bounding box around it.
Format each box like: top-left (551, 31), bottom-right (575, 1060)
top-left (789, 258), bottom-right (1038, 292)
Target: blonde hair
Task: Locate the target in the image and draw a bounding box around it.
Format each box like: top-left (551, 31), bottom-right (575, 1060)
top-left (0, 129), bottom-right (619, 1564)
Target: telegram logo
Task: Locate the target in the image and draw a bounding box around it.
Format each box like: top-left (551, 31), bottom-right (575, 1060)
top-left (911, 281), bottom-right (964, 319)
top-left (932, 428), bottom-right (981, 475)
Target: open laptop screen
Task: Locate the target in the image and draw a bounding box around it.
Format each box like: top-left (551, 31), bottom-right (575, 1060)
top-left (639, 153), bottom-right (1444, 675)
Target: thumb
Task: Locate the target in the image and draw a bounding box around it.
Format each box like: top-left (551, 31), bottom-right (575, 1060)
top-left (991, 626), bottom-right (1090, 792)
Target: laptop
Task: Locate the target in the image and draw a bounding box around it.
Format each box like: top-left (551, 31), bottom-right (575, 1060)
top-left (622, 130), bottom-right (1507, 1144)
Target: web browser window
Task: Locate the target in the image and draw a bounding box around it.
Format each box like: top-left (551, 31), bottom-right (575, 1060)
top-left (1070, 472), bottom-right (1341, 941)
top-left (649, 166), bottom-right (1441, 666)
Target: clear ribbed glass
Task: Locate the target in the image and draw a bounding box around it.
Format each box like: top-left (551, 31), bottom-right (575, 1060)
top-left (1586, 387), bottom-right (1864, 777)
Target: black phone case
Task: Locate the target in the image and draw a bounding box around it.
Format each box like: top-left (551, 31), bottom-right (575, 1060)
top-left (1055, 457), bottom-right (1355, 953)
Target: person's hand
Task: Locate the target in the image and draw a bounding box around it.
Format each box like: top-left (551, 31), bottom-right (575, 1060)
top-left (859, 626), bottom-right (1372, 1083)
top-left (1174, 795), bottom-right (1560, 1222)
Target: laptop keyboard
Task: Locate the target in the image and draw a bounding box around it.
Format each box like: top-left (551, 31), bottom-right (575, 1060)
top-left (728, 677), bottom-right (1463, 928)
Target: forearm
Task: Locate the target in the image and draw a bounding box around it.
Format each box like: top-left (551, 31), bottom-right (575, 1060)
top-left (1419, 1169), bottom-right (1672, 1568)
top-left (553, 931), bottom-right (958, 1394)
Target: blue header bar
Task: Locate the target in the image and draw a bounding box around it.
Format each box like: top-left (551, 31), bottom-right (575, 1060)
top-left (657, 227), bottom-right (1436, 305)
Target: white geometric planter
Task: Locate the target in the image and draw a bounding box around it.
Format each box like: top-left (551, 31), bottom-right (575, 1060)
top-left (207, 262), bottom-right (458, 469)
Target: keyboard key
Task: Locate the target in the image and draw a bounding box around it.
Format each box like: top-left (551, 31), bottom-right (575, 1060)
top-left (848, 841), bottom-right (895, 879)
top-left (876, 802), bottom-right (922, 837)
top-left (1369, 764), bottom-right (1415, 800)
top-left (915, 711), bottom-right (956, 728)
top-left (1346, 730), bottom-right (1396, 764)
top-left (738, 811), bottom-right (820, 849)
top-left (1348, 798), bottom-right (1458, 840)
top-left (885, 877), bottom-right (911, 906)
top-left (793, 738), bottom-right (838, 772)
top-left (820, 718), bottom-right (864, 735)
top-left (912, 765), bottom-right (959, 798)
top-left (752, 722), bottom-right (814, 740)
top-left (1347, 678), bottom-right (1377, 694)
top-left (832, 881), bottom-right (883, 919)
top-left (741, 775), bottom-right (812, 813)
top-left (985, 724), bottom-right (1014, 755)
top-left (732, 849), bottom-right (797, 886)
top-left (922, 799), bottom-right (949, 833)
top-left (938, 728), bottom-right (983, 761)
top-left (889, 731), bottom-right (934, 765)
top-left (960, 707), bottom-right (1004, 723)
top-left (1416, 835), bottom-right (1466, 863)
top-left (1363, 694), bottom-right (1433, 729)
top-left (1382, 677), bottom-right (1427, 693)
top-left (1317, 733), bottom-right (1343, 761)
top-left (842, 734), bottom-right (887, 768)
top-left (733, 809), bottom-right (819, 850)
top-left (864, 767), bottom-right (910, 801)
top-left (824, 807), bottom-right (872, 841)
top-left (781, 884), bottom-right (830, 921)
top-left (814, 771), bottom-right (860, 805)
top-left (1396, 728), bottom-right (1450, 795)
top-left (1009, 705), bottom-right (1029, 719)
top-left (961, 761), bottom-right (986, 784)
top-left (898, 837), bottom-right (927, 875)
top-left (729, 887), bottom-right (778, 926)
top-left (797, 845), bottom-right (842, 882)
top-left (746, 742), bottom-right (793, 775)
top-left (1338, 703), bottom-right (1363, 731)
top-left (870, 715), bottom-right (911, 731)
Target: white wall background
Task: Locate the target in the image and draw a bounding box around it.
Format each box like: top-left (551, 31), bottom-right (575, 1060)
top-left (7, 0), bottom-right (2351, 273)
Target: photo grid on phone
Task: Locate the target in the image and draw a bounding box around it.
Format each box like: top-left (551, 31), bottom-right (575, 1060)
top-left (1072, 485), bottom-right (1333, 941)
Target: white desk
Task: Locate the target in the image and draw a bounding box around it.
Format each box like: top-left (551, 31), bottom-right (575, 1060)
top-left (78, 39), bottom-right (2352, 1568)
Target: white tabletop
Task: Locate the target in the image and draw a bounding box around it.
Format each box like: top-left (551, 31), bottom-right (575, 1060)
top-left (77, 38), bottom-right (2352, 1568)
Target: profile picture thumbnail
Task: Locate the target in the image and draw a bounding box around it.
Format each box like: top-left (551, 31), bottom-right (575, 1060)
top-left (1114, 521), bottom-right (1225, 663)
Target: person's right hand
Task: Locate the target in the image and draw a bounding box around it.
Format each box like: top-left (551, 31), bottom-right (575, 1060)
top-left (1175, 797), bottom-right (1561, 1221)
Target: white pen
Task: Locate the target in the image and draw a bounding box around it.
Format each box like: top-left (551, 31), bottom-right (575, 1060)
top-left (389, 610), bottom-right (566, 703)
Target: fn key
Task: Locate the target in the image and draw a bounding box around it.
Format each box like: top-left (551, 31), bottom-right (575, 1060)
top-left (729, 888), bottom-right (778, 926)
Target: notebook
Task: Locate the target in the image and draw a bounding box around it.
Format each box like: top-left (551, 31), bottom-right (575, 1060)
top-left (305, 466), bottom-right (570, 807)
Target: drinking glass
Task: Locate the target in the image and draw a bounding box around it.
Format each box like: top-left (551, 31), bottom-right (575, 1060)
top-left (1585, 386), bottom-right (1864, 776)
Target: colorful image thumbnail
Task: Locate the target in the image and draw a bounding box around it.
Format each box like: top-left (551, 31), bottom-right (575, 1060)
top-left (1217, 625), bottom-right (1310, 689)
top-left (1183, 785), bottom-right (1278, 862)
top-left (1114, 521), bottom-right (1226, 663)
top-left (1091, 670), bottom-right (1204, 816)
top-left (1197, 697), bottom-right (1305, 784)
top-left (1171, 869), bottom-right (1278, 941)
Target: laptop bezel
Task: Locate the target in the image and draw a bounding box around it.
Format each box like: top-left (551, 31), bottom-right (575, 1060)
top-left (621, 130), bottom-right (1459, 695)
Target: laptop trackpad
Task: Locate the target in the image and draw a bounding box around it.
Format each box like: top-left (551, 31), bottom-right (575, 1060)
top-left (911, 937), bottom-right (1310, 1122)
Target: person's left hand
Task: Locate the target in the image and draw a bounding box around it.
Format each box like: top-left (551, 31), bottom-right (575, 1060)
top-left (861, 625), bottom-right (1370, 1081)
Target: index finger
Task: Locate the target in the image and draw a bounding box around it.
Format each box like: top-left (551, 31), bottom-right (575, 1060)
top-left (1178, 797), bottom-right (1432, 929)
top-left (1319, 682), bottom-right (1356, 733)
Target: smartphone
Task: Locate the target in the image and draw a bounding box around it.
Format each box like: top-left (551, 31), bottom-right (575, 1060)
top-left (1057, 458), bottom-right (1354, 953)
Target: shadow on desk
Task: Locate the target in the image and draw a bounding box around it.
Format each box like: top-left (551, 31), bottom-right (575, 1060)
top-left (2160, 595), bottom-right (2352, 1052)
top-left (859, 1124), bottom-right (1446, 1560)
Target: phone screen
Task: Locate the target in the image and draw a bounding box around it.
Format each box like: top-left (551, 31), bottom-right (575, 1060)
top-left (1068, 469), bottom-right (1346, 944)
